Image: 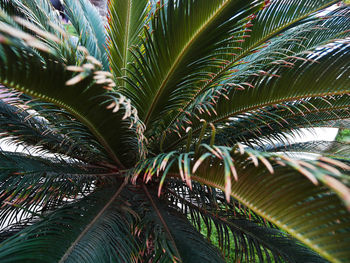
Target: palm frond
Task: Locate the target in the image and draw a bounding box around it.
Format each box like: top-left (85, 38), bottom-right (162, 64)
top-left (212, 95), bottom-right (350, 147)
top-left (3, 0), bottom-right (75, 61)
top-left (165, 180), bottom-right (326, 262)
top-left (133, 185), bottom-right (225, 262)
top-left (161, 1), bottom-right (347, 139)
top-left (63, 0), bottom-right (109, 70)
top-left (0, 217), bottom-right (40, 242)
top-left (124, 0), bottom-right (265, 126)
top-left (0, 185), bottom-right (139, 263)
top-left (107, 0), bottom-right (149, 86)
top-left (0, 91), bottom-right (109, 162)
top-left (0, 151), bottom-right (109, 227)
top-left (0, 13), bottom-right (145, 167)
top-left (236, 0), bottom-right (339, 58)
top-left (132, 144), bottom-right (350, 262)
top-left (0, 0), bottom-right (24, 17)
top-left (162, 39), bottom-right (350, 151)
top-left (195, 0), bottom-right (342, 99)
top-left (265, 140), bottom-right (350, 159)
top-left (190, 147), bottom-right (350, 262)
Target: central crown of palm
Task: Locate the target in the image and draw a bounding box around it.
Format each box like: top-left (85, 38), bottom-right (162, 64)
top-left (0, 0), bottom-right (350, 262)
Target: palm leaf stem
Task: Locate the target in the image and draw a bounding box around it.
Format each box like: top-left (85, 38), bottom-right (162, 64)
top-left (58, 181), bottom-right (127, 263)
top-left (142, 184), bottom-right (181, 261)
top-left (122, 1), bottom-right (131, 77)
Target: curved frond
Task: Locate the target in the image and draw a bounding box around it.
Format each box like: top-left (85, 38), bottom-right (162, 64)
top-left (161, 1), bottom-right (348, 140)
top-left (133, 144), bottom-right (350, 262)
top-left (236, 0), bottom-right (339, 59)
top-left (0, 151), bottom-right (107, 227)
top-left (212, 95), bottom-right (350, 147)
top-left (3, 0), bottom-right (74, 60)
top-left (166, 181), bottom-right (326, 262)
top-left (0, 91), bottom-right (109, 162)
top-left (63, 0), bottom-right (109, 70)
top-left (163, 40), bottom-right (350, 151)
top-left (0, 186), bottom-right (139, 263)
top-left (124, 0), bottom-right (264, 125)
top-left (135, 185), bottom-right (225, 262)
top-left (107, 0), bottom-right (149, 85)
top-left (0, 13), bottom-right (145, 167)
top-left (191, 147), bottom-right (350, 262)
top-left (266, 140), bottom-right (350, 160)
top-left (0, 0), bottom-right (24, 17)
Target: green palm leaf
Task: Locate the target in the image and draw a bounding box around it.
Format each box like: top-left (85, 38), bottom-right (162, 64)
top-left (133, 144), bottom-right (350, 262)
top-left (107, 0), bottom-right (149, 85)
top-left (161, 0), bottom-right (346, 135)
top-left (136, 185), bottom-right (225, 262)
top-left (0, 186), bottom-right (138, 263)
top-left (0, 0), bottom-right (23, 17)
top-left (0, 94), bottom-right (107, 162)
top-left (163, 41), bottom-right (350, 151)
top-left (63, 0), bottom-right (109, 70)
top-left (124, 0), bottom-right (264, 125)
top-left (266, 141), bottom-right (350, 160)
top-left (190, 148), bottom-right (350, 262)
top-left (0, 151), bottom-right (107, 227)
top-left (166, 181), bottom-right (327, 262)
top-left (217, 42), bottom-right (350, 123)
top-left (0, 13), bottom-right (144, 166)
top-left (236, 0), bottom-right (339, 58)
top-left (213, 95), bottom-right (350, 147)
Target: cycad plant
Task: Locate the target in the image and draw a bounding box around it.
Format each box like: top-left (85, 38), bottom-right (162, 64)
top-left (0, 0), bottom-right (350, 262)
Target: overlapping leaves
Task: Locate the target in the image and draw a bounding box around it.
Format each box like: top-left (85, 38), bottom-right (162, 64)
top-left (0, 8), bottom-right (145, 167)
top-left (0, 0), bottom-right (350, 262)
top-left (132, 143), bottom-right (350, 262)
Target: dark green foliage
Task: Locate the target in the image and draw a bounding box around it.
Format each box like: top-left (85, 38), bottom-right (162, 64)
top-left (131, 185), bottom-right (225, 263)
top-left (0, 0), bottom-right (349, 262)
top-left (0, 187), bottom-right (138, 263)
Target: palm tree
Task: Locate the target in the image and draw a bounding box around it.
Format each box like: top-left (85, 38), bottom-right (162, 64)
top-left (0, 0), bottom-right (349, 262)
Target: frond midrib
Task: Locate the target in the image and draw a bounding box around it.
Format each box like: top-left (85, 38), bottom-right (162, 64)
top-left (1, 80), bottom-right (123, 167)
top-left (58, 182), bottom-right (126, 263)
top-left (143, 0), bottom-right (231, 126)
top-left (122, 0), bottom-right (132, 76)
